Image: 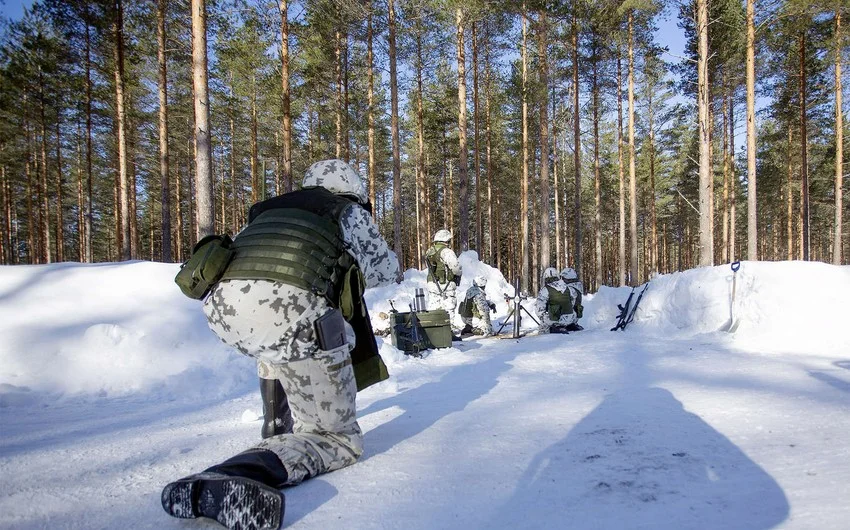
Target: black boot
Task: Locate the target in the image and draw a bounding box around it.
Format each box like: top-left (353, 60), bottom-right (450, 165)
top-left (260, 377), bottom-right (293, 439)
top-left (161, 448), bottom-right (289, 530)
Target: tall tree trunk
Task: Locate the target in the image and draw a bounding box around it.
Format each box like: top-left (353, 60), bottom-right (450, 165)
top-left (230, 111), bottom-right (237, 234)
top-left (335, 22), bottom-right (343, 160)
top-left (343, 33), bottom-right (350, 162)
top-left (649, 82), bottom-right (658, 274)
top-left (618, 55), bottom-right (625, 285)
top-left (38, 69), bottom-right (52, 263)
top-left (84, 9), bottom-right (93, 262)
top-left (486, 72), bottom-right (494, 264)
top-left (573, 5), bottom-right (582, 281)
top-left (697, 0), bottom-right (714, 267)
top-left (367, 6), bottom-right (376, 211)
top-left (833, 10), bottom-right (843, 264)
top-left (417, 29), bottom-right (427, 264)
top-left (729, 91), bottom-right (736, 261)
top-left (158, 0), bottom-right (172, 262)
top-left (280, 0), bottom-right (292, 193)
top-left (787, 127), bottom-right (794, 260)
top-left (628, 13), bottom-right (639, 281)
top-left (745, 0), bottom-right (757, 260)
top-left (25, 105), bottom-right (36, 262)
top-left (473, 22), bottom-right (482, 255)
top-left (553, 81), bottom-right (561, 270)
top-left (521, 8), bottom-right (530, 290)
top-left (456, 7), bottom-right (470, 252)
top-left (388, 0), bottom-right (403, 267)
top-left (799, 31), bottom-right (810, 261)
top-left (75, 126), bottom-right (84, 261)
top-left (251, 74), bottom-right (259, 203)
top-left (592, 39), bottom-right (602, 289)
top-left (538, 12), bottom-right (551, 273)
top-left (113, 0), bottom-right (129, 260)
top-left (54, 116), bottom-right (64, 262)
top-left (191, 0), bottom-right (214, 239)
top-left (722, 90), bottom-right (729, 264)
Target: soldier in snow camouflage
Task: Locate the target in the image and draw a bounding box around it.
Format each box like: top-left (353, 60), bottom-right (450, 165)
top-left (458, 275), bottom-right (495, 336)
top-left (162, 160), bottom-right (399, 530)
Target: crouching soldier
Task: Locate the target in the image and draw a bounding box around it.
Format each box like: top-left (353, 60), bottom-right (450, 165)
top-left (162, 159), bottom-right (399, 530)
top-left (458, 275), bottom-right (495, 337)
top-left (536, 266), bottom-right (584, 334)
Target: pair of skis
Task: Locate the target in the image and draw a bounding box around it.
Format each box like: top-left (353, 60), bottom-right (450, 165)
top-left (611, 282), bottom-right (649, 331)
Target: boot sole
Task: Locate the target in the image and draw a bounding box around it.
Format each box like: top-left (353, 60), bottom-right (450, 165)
top-left (162, 472), bottom-right (284, 530)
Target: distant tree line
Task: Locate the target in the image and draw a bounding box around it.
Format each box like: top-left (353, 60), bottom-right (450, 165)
top-left (0, 0), bottom-right (846, 294)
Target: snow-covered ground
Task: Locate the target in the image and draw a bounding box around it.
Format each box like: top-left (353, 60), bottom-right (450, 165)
top-left (1, 255), bottom-right (848, 529)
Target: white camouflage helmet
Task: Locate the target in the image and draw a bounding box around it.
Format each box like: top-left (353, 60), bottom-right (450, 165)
top-left (542, 267), bottom-right (560, 282)
top-left (433, 229), bottom-right (452, 243)
top-left (302, 159), bottom-right (368, 204)
top-left (473, 275), bottom-right (487, 288)
top-left (561, 267), bottom-right (578, 281)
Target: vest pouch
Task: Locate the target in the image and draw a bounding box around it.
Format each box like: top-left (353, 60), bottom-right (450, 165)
top-left (339, 263), bottom-right (365, 321)
top-left (175, 234), bottom-right (235, 300)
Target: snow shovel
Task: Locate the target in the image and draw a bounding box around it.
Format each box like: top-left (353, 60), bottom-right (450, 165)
top-left (720, 261), bottom-right (741, 333)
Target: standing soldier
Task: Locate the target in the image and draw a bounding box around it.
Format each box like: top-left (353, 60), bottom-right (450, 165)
top-left (458, 275), bottom-right (495, 337)
top-left (536, 266), bottom-right (584, 334)
top-left (424, 229), bottom-right (462, 334)
top-left (162, 159), bottom-right (399, 530)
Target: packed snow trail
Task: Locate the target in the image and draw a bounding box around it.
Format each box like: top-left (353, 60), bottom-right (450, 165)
top-left (1, 258), bottom-right (849, 529)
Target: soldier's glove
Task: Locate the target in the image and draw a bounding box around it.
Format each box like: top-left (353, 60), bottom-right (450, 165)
top-left (488, 302), bottom-right (496, 312)
top-left (452, 275), bottom-right (461, 287)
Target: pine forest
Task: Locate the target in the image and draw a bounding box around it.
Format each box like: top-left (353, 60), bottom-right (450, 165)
top-left (0, 0), bottom-right (847, 294)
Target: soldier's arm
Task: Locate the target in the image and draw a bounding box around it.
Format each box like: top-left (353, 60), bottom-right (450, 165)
top-left (339, 204), bottom-right (400, 288)
top-left (441, 248), bottom-right (462, 276)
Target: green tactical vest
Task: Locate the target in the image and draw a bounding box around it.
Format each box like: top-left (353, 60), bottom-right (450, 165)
top-left (221, 189), bottom-right (354, 309)
top-left (425, 242), bottom-right (449, 284)
top-left (546, 284), bottom-right (574, 321)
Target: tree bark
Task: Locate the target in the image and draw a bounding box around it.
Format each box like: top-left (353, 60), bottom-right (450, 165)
top-left (573, 5), bottom-right (582, 281)
top-left (456, 7), bottom-right (469, 252)
top-left (473, 22), bottom-right (482, 255)
top-left (38, 67), bottom-right (52, 264)
top-left (538, 12), bottom-right (551, 273)
top-left (251, 74), bottom-right (259, 203)
top-left (729, 92), bottom-right (736, 261)
top-left (367, 5), bottom-right (376, 210)
top-left (722, 90), bottom-right (729, 264)
top-left (280, 0), bottom-right (292, 193)
top-left (618, 54), bottom-right (625, 285)
top-left (592, 38), bottom-right (602, 289)
top-left (417, 29), bottom-right (427, 264)
top-left (553, 81), bottom-right (561, 270)
top-left (833, 10), bottom-right (843, 264)
top-left (55, 116), bottom-right (64, 262)
top-left (746, 0), bottom-right (757, 260)
top-left (388, 0), bottom-right (403, 267)
top-left (158, 0), bottom-right (172, 262)
top-left (191, 0), bottom-right (215, 239)
top-left (84, 10), bottom-right (93, 262)
top-left (697, 0), bottom-right (714, 267)
top-left (335, 21), bottom-right (343, 160)
top-left (521, 8), bottom-right (530, 290)
top-left (799, 31), bottom-right (809, 261)
top-left (112, 0), bottom-right (129, 260)
top-left (628, 12), bottom-right (640, 280)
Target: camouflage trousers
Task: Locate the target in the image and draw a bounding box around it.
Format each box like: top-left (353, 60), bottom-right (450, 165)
top-left (460, 315), bottom-right (493, 336)
top-left (204, 279), bottom-right (362, 486)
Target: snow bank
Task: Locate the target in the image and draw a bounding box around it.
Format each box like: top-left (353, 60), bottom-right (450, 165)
top-left (0, 261), bottom-right (255, 407)
top-left (584, 261), bottom-right (849, 355)
top-left (1, 256), bottom-right (847, 407)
